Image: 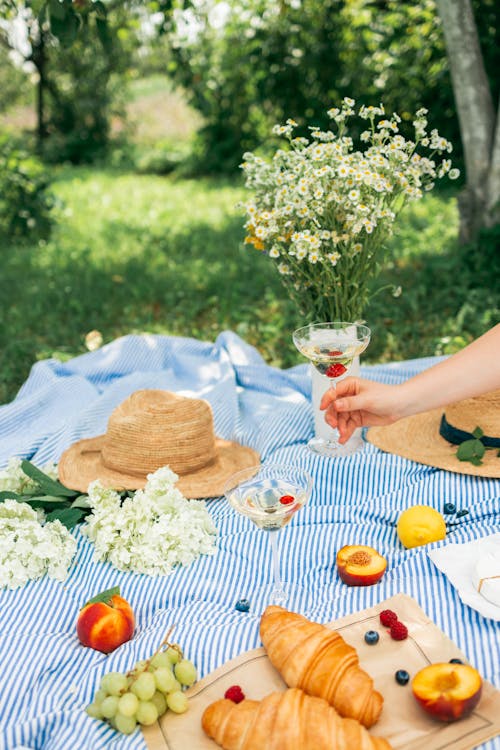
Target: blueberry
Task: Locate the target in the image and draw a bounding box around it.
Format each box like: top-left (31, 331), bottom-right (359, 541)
top-left (443, 503), bottom-right (456, 514)
top-left (456, 509), bottom-right (469, 518)
top-left (364, 630), bottom-right (379, 645)
top-left (449, 658), bottom-right (464, 664)
top-left (395, 669), bottom-right (410, 686)
top-left (235, 599), bottom-right (250, 613)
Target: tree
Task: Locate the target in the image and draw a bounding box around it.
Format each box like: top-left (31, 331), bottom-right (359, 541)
top-left (0, 0), bottom-right (119, 153)
top-left (436, 0), bottom-right (500, 243)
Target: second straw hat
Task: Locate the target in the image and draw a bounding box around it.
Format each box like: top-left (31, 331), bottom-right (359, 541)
top-left (58, 389), bottom-right (260, 498)
top-left (367, 389), bottom-right (500, 478)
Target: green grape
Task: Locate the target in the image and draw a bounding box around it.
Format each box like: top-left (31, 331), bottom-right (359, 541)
top-left (154, 667), bottom-right (178, 694)
top-left (94, 688), bottom-right (108, 703)
top-left (107, 672), bottom-right (129, 696)
top-left (166, 645), bottom-right (182, 665)
top-left (174, 659), bottom-right (197, 687)
top-left (151, 690), bottom-right (167, 717)
top-left (130, 671), bottom-right (156, 701)
top-left (150, 651), bottom-right (171, 669)
top-left (166, 690), bottom-right (189, 714)
top-left (135, 659), bottom-right (149, 672)
top-left (117, 692), bottom-right (139, 718)
top-left (101, 695), bottom-right (119, 720)
top-left (86, 702), bottom-right (103, 719)
top-left (99, 673), bottom-right (114, 693)
top-left (115, 712), bottom-right (137, 735)
top-left (136, 700), bottom-right (159, 726)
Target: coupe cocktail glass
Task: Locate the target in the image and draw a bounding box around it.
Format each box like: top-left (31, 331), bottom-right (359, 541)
top-left (224, 464), bottom-right (313, 605)
top-left (293, 321), bottom-right (371, 456)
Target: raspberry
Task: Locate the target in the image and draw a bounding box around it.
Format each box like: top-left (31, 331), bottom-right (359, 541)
top-left (325, 363), bottom-right (347, 378)
top-left (390, 621), bottom-right (408, 641)
top-left (279, 494), bottom-right (295, 505)
top-left (327, 350), bottom-right (343, 357)
top-left (379, 609), bottom-right (398, 627)
top-left (224, 685), bottom-right (245, 703)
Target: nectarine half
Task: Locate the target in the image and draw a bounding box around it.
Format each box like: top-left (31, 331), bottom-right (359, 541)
top-left (336, 545), bottom-right (387, 586)
top-left (412, 663), bottom-right (482, 722)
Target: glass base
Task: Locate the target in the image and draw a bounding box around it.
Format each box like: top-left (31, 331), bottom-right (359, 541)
top-left (307, 431), bottom-right (364, 457)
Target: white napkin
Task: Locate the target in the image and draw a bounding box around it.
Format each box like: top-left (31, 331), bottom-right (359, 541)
top-left (428, 532), bottom-right (500, 621)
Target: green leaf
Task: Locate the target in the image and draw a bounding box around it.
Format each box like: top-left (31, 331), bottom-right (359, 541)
top-left (71, 494), bottom-right (90, 509)
top-left (21, 460), bottom-right (77, 497)
top-left (24, 495), bottom-right (71, 510)
top-left (84, 585), bottom-right (120, 607)
top-left (0, 490), bottom-right (25, 501)
top-left (471, 426), bottom-right (484, 439)
top-left (456, 438), bottom-right (485, 465)
top-left (45, 506), bottom-right (86, 529)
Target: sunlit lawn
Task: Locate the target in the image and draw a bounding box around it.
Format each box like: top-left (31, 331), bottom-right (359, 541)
top-left (1, 166), bottom-right (497, 404)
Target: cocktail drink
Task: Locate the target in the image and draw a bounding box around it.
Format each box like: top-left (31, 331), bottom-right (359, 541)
top-left (224, 464), bottom-right (313, 605)
top-left (293, 321), bottom-right (371, 456)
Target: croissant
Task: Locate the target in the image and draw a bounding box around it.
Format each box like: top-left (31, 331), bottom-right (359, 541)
top-left (260, 605), bottom-right (383, 728)
top-left (201, 688), bottom-right (392, 750)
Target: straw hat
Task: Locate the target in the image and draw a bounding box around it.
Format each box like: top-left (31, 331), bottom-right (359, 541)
top-left (58, 389), bottom-right (260, 498)
top-left (367, 389), bottom-right (500, 478)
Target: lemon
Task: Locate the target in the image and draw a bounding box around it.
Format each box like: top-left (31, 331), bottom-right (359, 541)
top-left (397, 505), bottom-right (446, 549)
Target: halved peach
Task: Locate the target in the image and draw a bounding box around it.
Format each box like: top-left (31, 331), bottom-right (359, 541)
top-left (412, 663), bottom-right (482, 722)
top-left (336, 545), bottom-right (387, 586)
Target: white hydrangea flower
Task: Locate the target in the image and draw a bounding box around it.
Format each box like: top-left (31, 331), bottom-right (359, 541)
top-left (0, 500), bottom-right (77, 589)
top-left (82, 467), bottom-right (217, 576)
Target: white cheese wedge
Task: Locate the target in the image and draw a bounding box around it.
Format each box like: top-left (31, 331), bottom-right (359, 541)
top-left (472, 548), bottom-right (500, 607)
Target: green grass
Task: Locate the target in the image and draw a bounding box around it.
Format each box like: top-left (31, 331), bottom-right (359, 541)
top-left (1, 167), bottom-right (498, 405)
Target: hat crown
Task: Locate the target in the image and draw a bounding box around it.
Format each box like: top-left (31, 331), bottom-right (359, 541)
top-left (444, 389), bottom-right (500, 436)
top-left (101, 390), bottom-right (217, 477)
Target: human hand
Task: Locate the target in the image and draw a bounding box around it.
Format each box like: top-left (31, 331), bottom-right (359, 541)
top-left (319, 377), bottom-right (405, 443)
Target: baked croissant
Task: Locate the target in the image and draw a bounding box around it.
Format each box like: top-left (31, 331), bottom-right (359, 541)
top-left (260, 605), bottom-right (383, 728)
top-left (202, 688), bottom-right (392, 750)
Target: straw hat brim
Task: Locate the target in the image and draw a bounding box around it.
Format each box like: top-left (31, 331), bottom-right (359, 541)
top-left (367, 408), bottom-right (500, 478)
top-left (58, 435), bottom-right (260, 498)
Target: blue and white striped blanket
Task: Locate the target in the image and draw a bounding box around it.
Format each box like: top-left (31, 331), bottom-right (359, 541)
top-left (0, 331), bottom-right (498, 750)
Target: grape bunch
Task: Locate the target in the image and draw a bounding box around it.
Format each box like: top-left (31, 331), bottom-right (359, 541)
top-left (86, 644), bottom-right (197, 735)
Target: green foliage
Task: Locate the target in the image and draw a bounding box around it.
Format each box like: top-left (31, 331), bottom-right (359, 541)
top-left (0, 50), bottom-right (32, 114)
top-left (0, 167), bottom-right (498, 406)
top-left (0, 460), bottom-right (89, 528)
top-left (0, 137), bottom-right (56, 242)
top-left (165, 0), bottom-right (498, 174)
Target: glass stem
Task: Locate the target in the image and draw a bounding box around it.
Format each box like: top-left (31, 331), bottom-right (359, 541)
top-left (328, 379), bottom-right (341, 446)
top-left (269, 530), bottom-right (286, 604)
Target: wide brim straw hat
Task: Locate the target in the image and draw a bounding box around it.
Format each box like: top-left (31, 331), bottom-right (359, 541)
top-left (367, 389), bottom-right (500, 478)
top-left (58, 389), bottom-right (260, 498)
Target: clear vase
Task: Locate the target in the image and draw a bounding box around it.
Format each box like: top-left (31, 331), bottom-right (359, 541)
top-left (309, 359), bottom-right (364, 457)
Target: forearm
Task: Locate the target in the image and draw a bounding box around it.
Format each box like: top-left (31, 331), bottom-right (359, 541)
top-left (396, 324), bottom-right (500, 418)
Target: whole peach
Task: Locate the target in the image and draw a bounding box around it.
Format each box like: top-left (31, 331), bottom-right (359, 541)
top-left (77, 594), bottom-right (135, 654)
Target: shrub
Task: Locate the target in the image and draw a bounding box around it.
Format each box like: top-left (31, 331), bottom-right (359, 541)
top-left (0, 137), bottom-right (56, 242)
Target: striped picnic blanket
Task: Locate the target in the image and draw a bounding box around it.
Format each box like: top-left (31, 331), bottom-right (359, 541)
top-left (0, 331), bottom-right (498, 750)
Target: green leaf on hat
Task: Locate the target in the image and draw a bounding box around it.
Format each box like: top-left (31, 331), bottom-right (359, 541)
top-left (456, 437), bottom-right (485, 465)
